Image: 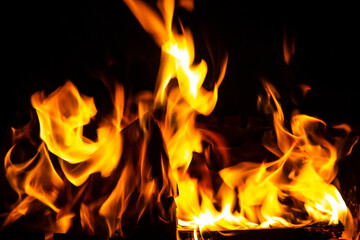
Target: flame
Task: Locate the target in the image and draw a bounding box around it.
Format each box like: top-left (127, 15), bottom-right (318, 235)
top-left (31, 81), bottom-right (123, 186)
top-left (2, 0), bottom-right (358, 239)
top-left (3, 77), bottom-right (177, 238)
top-left (172, 81), bottom-right (355, 238)
top-left (3, 143), bottom-right (63, 224)
top-left (123, 0), bottom-right (355, 238)
top-left (299, 83), bottom-right (311, 97)
top-left (283, 29), bottom-right (295, 65)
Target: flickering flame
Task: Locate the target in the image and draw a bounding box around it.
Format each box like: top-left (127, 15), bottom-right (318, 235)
top-left (283, 29), bottom-right (295, 65)
top-left (2, 0), bottom-right (358, 239)
top-left (4, 143), bottom-right (63, 223)
top-left (170, 81), bottom-right (354, 235)
top-left (29, 81), bottom-right (123, 187)
top-left (122, 0), bottom-right (356, 239)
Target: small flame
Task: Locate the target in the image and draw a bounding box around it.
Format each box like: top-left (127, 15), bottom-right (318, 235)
top-left (299, 83), bottom-right (311, 97)
top-left (283, 29), bottom-right (295, 65)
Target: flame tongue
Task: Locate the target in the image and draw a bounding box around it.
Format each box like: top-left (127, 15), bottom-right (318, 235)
top-left (123, 0), bottom-right (354, 235)
top-left (98, 113), bottom-right (176, 237)
top-left (176, 81), bottom-right (352, 232)
top-left (30, 81), bottom-right (124, 186)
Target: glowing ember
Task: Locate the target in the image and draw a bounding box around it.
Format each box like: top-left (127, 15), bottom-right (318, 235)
top-left (1, 1), bottom-right (358, 240)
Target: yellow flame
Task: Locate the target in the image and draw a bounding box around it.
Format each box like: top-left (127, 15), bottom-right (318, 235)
top-left (174, 81), bottom-right (353, 236)
top-left (2, 1), bottom-right (358, 239)
top-left (4, 143), bottom-right (63, 213)
top-left (31, 81), bottom-right (123, 186)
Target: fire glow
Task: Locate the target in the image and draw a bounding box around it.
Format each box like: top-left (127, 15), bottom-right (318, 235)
top-left (1, 1), bottom-right (359, 240)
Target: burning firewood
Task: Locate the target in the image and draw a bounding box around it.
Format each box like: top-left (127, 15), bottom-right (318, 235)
top-left (178, 222), bottom-right (344, 240)
top-left (1, 0), bottom-right (359, 239)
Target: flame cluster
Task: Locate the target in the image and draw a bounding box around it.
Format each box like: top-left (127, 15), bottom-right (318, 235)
top-left (2, 0), bottom-right (358, 240)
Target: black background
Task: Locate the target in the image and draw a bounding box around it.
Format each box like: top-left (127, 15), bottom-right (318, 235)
top-left (1, 1), bottom-right (359, 130)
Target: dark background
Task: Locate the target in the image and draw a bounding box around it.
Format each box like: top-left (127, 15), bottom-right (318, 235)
top-left (1, 0), bottom-right (359, 222)
top-left (1, 1), bottom-right (359, 131)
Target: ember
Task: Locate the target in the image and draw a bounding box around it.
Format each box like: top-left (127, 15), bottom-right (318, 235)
top-left (1, 1), bottom-right (359, 240)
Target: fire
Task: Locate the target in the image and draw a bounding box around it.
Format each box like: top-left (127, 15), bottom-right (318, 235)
top-left (3, 77), bottom-right (176, 238)
top-left (30, 81), bottom-right (123, 186)
top-left (1, 0), bottom-right (358, 239)
top-left (219, 82), bottom-right (351, 228)
top-left (283, 28), bottom-right (295, 65)
top-left (171, 80), bottom-right (355, 236)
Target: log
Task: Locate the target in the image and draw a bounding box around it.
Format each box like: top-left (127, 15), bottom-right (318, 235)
top-left (1, 222), bottom-right (342, 240)
top-left (178, 222), bottom-right (344, 240)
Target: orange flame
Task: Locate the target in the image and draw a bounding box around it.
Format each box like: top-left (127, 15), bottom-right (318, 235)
top-left (170, 81), bottom-right (354, 237)
top-left (2, 1), bottom-right (358, 239)
top-left (283, 29), bottom-right (295, 65)
top-left (123, 0), bottom-right (356, 238)
top-left (2, 77), bottom-right (177, 238)
top-left (31, 81), bottom-right (123, 186)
